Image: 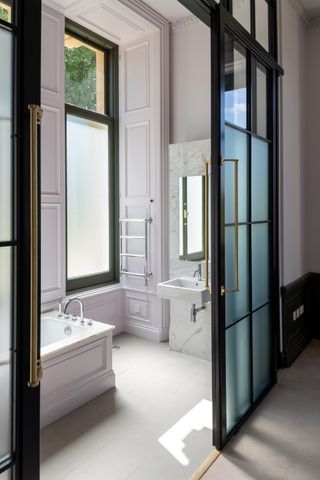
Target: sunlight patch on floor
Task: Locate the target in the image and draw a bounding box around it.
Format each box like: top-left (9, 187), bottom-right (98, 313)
top-left (158, 399), bottom-right (212, 466)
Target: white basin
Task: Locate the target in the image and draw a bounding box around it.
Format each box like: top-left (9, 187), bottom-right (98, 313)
top-left (157, 277), bottom-right (211, 305)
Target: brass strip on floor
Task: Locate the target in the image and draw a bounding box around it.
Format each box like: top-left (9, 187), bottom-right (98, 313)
top-left (188, 449), bottom-right (222, 480)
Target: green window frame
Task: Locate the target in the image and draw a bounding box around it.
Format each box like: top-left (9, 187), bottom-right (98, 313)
top-left (65, 20), bottom-right (119, 293)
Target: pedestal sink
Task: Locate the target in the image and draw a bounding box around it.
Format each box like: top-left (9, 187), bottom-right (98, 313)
top-left (157, 277), bottom-right (211, 305)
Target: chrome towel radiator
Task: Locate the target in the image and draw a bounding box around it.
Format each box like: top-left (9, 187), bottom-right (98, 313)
top-left (119, 217), bottom-right (153, 285)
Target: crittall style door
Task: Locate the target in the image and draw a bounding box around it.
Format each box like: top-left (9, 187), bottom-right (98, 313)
top-left (178, 0), bottom-right (282, 450)
top-left (211, 0), bottom-right (283, 450)
top-left (0, 1), bottom-right (42, 479)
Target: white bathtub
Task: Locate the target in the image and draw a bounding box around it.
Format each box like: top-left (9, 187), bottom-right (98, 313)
top-left (40, 311), bottom-right (115, 428)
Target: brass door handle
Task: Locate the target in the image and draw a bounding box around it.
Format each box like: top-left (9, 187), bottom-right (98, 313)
top-left (28, 104), bottom-right (43, 388)
top-left (221, 157), bottom-right (240, 294)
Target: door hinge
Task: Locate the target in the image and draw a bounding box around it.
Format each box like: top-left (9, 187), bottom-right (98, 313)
top-left (220, 285), bottom-right (225, 297)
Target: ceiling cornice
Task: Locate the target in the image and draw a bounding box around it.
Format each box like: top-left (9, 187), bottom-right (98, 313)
top-left (288, 0), bottom-right (320, 28)
top-left (170, 15), bottom-right (199, 31)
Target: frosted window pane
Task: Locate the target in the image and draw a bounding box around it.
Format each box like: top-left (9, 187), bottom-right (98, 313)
top-left (187, 176), bottom-right (203, 254)
top-left (226, 317), bottom-right (251, 432)
top-left (252, 224), bottom-right (270, 309)
top-left (233, 0), bottom-right (251, 32)
top-left (0, 29), bottom-right (12, 241)
top-left (0, 247), bottom-right (12, 461)
top-left (253, 304), bottom-right (272, 401)
top-left (67, 115), bottom-right (109, 279)
top-left (252, 137), bottom-right (269, 221)
top-left (225, 226), bottom-right (250, 326)
top-left (256, 0), bottom-right (269, 51)
top-left (225, 126), bottom-right (248, 224)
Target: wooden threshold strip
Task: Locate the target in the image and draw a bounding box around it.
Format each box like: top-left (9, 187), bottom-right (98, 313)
top-left (188, 449), bottom-right (222, 480)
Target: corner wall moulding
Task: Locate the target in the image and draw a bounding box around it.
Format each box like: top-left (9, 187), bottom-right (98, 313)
top-left (170, 15), bottom-right (199, 31)
top-left (288, 0), bottom-right (320, 28)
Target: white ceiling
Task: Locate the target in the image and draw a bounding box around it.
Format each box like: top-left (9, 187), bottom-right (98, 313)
top-left (299, 0), bottom-right (320, 19)
top-left (44, 0), bottom-right (192, 23)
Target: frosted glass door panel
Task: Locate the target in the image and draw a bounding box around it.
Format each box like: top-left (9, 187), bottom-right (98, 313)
top-left (67, 115), bottom-right (109, 279)
top-left (252, 138), bottom-right (269, 221)
top-left (0, 29), bottom-right (12, 242)
top-left (253, 304), bottom-right (272, 400)
top-left (0, 247), bottom-right (12, 462)
top-left (256, 65), bottom-right (267, 138)
top-left (225, 226), bottom-right (250, 326)
top-left (187, 176), bottom-right (203, 254)
top-left (225, 126), bottom-right (248, 224)
top-left (226, 317), bottom-right (251, 432)
top-left (252, 224), bottom-right (270, 309)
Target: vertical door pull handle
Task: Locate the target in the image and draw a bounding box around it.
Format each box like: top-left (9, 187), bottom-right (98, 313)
top-left (28, 104), bottom-right (43, 388)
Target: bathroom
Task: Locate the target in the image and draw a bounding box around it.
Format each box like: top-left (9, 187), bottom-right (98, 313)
top-left (39, 1), bottom-right (213, 479)
top-left (0, 0), bottom-right (280, 478)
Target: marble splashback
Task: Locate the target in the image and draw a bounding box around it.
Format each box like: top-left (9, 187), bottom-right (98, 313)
top-left (170, 302), bottom-right (211, 361)
top-left (168, 139), bottom-right (211, 361)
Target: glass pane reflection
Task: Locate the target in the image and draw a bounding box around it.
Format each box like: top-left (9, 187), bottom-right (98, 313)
top-left (0, 247), bottom-right (12, 462)
top-left (256, 64), bottom-right (267, 138)
top-left (255, 0), bottom-right (269, 51)
top-left (252, 223), bottom-right (270, 309)
top-left (233, 0), bottom-right (251, 32)
top-left (226, 317), bottom-right (251, 432)
top-left (0, 28), bottom-right (13, 242)
top-left (253, 304), bottom-right (272, 400)
top-left (225, 35), bottom-right (247, 129)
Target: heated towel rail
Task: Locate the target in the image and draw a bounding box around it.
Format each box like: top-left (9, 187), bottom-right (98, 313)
top-left (119, 217), bottom-right (153, 285)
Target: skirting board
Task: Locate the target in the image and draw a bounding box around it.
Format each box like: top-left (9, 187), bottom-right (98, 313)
top-left (123, 321), bottom-right (164, 342)
top-left (188, 449), bottom-right (221, 480)
top-left (41, 370), bottom-right (115, 428)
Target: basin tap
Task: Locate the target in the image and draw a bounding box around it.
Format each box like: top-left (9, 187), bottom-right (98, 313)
top-left (193, 263), bottom-right (203, 281)
top-left (64, 297), bottom-right (85, 325)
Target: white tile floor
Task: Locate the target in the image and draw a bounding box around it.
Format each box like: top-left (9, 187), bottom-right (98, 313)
top-left (40, 333), bottom-right (214, 480)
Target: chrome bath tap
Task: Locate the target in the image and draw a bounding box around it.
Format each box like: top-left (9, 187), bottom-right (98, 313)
top-left (64, 297), bottom-right (85, 325)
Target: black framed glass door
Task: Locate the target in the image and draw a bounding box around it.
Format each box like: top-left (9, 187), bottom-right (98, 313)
top-left (211, 1), bottom-right (283, 450)
top-left (0, 1), bottom-right (42, 479)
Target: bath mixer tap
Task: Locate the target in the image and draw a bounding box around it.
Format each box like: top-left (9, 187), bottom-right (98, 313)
top-left (64, 297), bottom-right (85, 325)
top-left (193, 263), bottom-right (203, 281)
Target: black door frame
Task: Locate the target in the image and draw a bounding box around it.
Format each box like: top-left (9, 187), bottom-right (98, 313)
top-left (178, 0), bottom-right (283, 451)
top-left (0, 1), bottom-right (42, 479)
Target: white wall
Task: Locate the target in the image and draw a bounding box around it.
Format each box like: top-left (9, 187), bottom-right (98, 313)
top-left (40, 3), bottom-right (169, 340)
top-left (305, 24), bottom-right (320, 273)
top-left (279, 0), bottom-right (308, 285)
top-left (40, 5), bottom-right (124, 334)
top-left (170, 17), bottom-right (211, 144)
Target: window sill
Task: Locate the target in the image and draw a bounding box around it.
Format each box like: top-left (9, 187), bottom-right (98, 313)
top-left (66, 282), bottom-right (122, 301)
